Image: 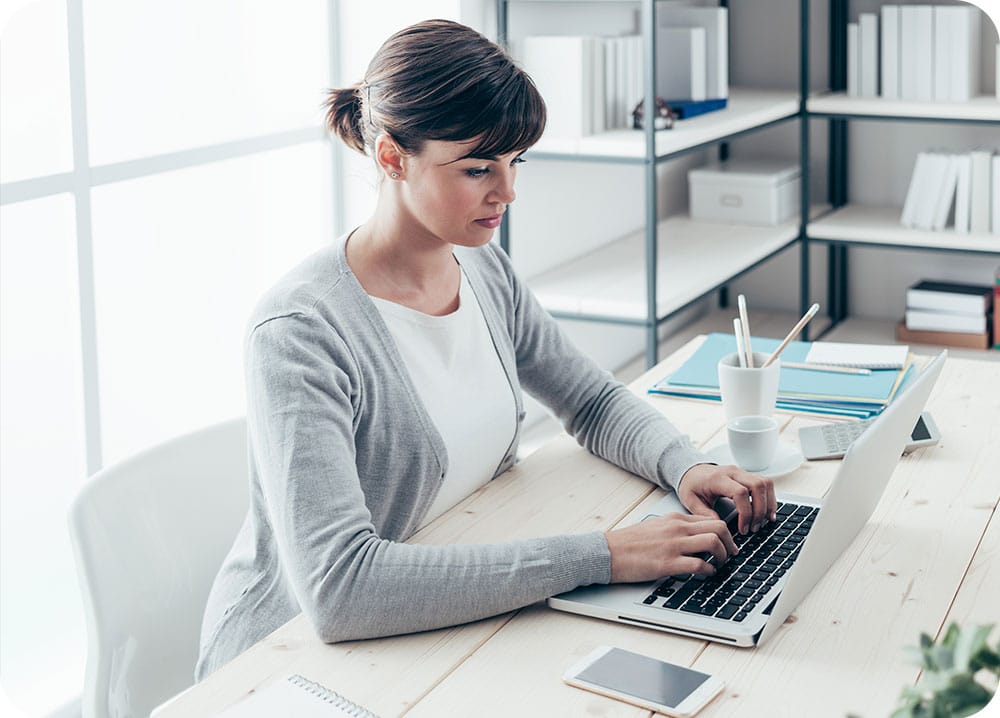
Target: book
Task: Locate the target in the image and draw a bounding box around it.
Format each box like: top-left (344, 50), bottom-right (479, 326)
top-left (859, 13), bottom-right (879, 98)
top-left (948, 4), bottom-right (982, 102)
top-left (520, 36), bottom-right (594, 139)
top-left (660, 5), bottom-right (728, 100)
top-left (847, 23), bottom-right (860, 97)
top-left (881, 5), bottom-right (900, 100)
top-left (906, 279), bottom-right (994, 314)
top-left (804, 341), bottom-right (910, 369)
top-left (648, 333), bottom-right (914, 419)
top-left (613, 36), bottom-right (629, 128)
top-left (901, 152), bottom-right (929, 227)
top-left (930, 155), bottom-right (958, 231)
top-left (906, 308), bottom-right (988, 334)
top-left (602, 38), bottom-right (617, 130)
top-left (900, 6), bottom-right (933, 101)
top-left (931, 154), bottom-right (959, 231)
top-left (590, 36), bottom-right (605, 134)
top-left (969, 150), bottom-right (994, 234)
top-left (954, 153), bottom-right (972, 233)
top-left (666, 97), bottom-right (727, 119)
top-left (932, 5), bottom-right (952, 102)
top-left (916, 153), bottom-right (948, 230)
top-left (896, 321), bottom-right (991, 350)
top-left (216, 674), bottom-right (379, 717)
top-left (657, 27), bottom-right (707, 102)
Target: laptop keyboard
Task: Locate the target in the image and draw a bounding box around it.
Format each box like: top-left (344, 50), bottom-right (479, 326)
top-left (639, 501), bottom-right (819, 622)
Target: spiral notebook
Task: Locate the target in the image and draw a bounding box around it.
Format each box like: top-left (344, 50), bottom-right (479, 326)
top-left (803, 341), bottom-right (909, 370)
top-left (216, 674), bottom-right (379, 717)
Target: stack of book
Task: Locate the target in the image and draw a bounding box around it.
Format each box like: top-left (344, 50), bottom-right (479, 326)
top-left (900, 149), bottom-right (999, 233)
top-left (847, 4), bottom-right (984, 101)
top-left (519, 6), bottom-right (729, 140)
top-left (648, 333), bottom-right (914, 420)
top-left (898, 279), bottom-right (994, 349)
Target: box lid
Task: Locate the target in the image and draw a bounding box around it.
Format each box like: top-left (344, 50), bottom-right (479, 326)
top-left (689, 160), bottom-right (801, 187)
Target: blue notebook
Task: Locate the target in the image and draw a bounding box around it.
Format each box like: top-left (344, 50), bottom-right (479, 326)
top-left (650, 333), bottom-right (914, 419)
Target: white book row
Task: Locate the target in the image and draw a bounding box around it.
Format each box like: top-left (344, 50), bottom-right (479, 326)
top-left (517, 6), bottom-right (729, 140)
top-left (900, 149), bottom-right (1000, 234)
top-left (847, 5), bottom-right (984, 102)
top-left (519, 34), bottom-right (642, 138)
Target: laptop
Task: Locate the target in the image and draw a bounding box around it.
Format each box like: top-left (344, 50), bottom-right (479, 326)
top-left (548, 350), bottom-right (947, 648)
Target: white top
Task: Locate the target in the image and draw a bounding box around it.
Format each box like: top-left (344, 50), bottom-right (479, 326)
top-left (371, 268), bottom-right (518, 528)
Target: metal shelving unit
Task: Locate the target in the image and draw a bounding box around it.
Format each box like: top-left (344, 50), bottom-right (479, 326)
top-left (808, 0), bottom-right (1000, 332)
top-left (497, 0), bottom-right (809, 368)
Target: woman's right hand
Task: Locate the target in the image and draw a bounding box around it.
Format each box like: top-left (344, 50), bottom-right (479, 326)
top-left (604, 512), bottom-right (738, 584)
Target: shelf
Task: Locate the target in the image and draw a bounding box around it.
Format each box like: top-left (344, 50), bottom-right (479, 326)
top-left (529, 209), bottom-right (826, 323)
top-left (807, 205), bottom-right (1000, 254)
top-left (807, 93), bottom-right (1000, 123)
top-left (528, 89), bottom-right (800, 162)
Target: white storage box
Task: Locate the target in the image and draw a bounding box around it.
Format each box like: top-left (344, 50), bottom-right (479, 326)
top-left (688, 160), bottom-right (801, 225)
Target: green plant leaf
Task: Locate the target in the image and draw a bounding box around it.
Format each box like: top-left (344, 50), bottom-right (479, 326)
top-left (894, 624), bottom-right (1000, 718)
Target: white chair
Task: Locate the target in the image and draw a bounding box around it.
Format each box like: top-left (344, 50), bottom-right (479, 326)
top-left (68, 418), bottom-right (249, 718)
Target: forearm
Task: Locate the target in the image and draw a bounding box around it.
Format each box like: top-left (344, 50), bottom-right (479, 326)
top-left (301, 531), bottom-right (610, 642)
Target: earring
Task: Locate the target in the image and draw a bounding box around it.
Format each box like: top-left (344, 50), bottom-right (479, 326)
top-left (390, 172), bottom-right (399, 179)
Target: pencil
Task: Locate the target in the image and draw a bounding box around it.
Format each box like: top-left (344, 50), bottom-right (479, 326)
top-left (782, 361), bottom-right (871, 375)
top-left (762, 303), bottom-right (821, 368)
top-left (737, 295), bottom-right (754, 368)
top-left (733, 318), bottom-right (747, 368)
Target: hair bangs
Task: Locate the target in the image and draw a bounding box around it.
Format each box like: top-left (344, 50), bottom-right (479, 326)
top-left (442, 67), bottom-right (546, 159)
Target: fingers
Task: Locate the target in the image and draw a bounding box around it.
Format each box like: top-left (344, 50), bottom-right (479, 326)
top-left (671, 555), bottom-right (717, 576)
top-left (726, 481), bottom-right (754, 535)
top-left (711, 467), bottom-right (776, 534)
top-left (679, 530), bottom-right (734, 567)
top-left (605, 512), bottom-right (738, 583)
top-left (664, 513), bottom-right (737, 555)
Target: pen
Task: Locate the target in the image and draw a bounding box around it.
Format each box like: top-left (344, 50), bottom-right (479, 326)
top-left (762, 303), bottom-right (821, 368)
top-left (733, 318), bottom-right (747, 368)
top-left (737, 295), bottom-right (754, 368)
top-left (782, 361), bottom-right (872, 376)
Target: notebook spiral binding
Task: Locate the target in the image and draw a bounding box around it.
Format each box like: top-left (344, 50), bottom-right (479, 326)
top-left (288, 674), bottom-right (380, 718)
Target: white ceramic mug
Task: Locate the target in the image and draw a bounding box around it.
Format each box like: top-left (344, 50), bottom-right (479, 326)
top-left (717, 351), bottom-right (781, 421)
top-left (727, 415), bottom-right (779, 472)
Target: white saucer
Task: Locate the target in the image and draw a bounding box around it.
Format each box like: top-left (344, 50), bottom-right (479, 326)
top-left (705, 440), bottom-right (804, 479)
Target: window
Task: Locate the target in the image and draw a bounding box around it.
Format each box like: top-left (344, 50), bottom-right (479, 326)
top-left (0, 1), bottom-right (332, 713)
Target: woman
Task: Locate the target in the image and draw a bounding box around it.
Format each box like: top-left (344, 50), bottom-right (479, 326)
top-left (196, 19), bottom-right (775, 680)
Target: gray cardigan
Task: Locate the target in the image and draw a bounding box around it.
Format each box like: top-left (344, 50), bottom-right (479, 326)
top-left (195, 238), bottom-right (707, 679)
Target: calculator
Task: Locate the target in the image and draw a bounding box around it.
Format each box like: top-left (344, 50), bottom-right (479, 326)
top-left (799, 411), bottom-right (941, 461)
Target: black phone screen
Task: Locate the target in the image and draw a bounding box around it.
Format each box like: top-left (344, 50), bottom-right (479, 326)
top-left (575, 648), bottom-right (710, 708)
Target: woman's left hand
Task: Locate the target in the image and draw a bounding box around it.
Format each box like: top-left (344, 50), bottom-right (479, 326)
top-left (677, 463), bottom-right (777, 536)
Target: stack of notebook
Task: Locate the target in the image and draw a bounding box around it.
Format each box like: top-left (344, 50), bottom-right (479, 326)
top-left (649, 333), bottom-right (915, 419)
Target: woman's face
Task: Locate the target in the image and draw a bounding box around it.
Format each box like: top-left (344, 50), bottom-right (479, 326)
top-left (397, 139), bottom-right (523, 249)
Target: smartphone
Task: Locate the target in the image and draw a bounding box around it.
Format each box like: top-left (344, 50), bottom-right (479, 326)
top-left (563, 646), bottom-right (724, 717)
top-left (799, 410), bottom-right (941, 461)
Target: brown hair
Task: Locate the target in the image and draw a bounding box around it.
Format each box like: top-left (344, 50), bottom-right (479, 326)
top-left (324, 19), bottom-right (545, 159)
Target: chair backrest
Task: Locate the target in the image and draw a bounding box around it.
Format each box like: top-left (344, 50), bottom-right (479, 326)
top-left (68, 417), bottom-right (249, 718)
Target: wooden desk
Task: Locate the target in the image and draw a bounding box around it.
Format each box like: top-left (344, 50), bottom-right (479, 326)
top-left (158, 337), bottom-right (1000, 717)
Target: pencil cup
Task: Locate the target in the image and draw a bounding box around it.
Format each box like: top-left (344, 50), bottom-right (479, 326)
top-left (717, 352), bottom-right (781, 421)
top-left (727, 415), bottom-right (779, 472)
